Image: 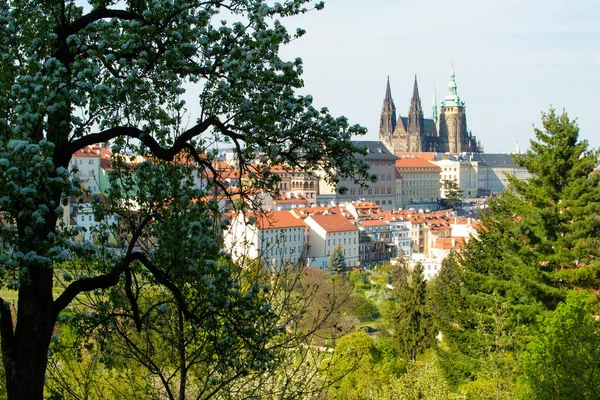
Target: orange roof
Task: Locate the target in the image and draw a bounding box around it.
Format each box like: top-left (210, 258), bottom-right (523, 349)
top-left (359, 219), bottom-right (389, 227)
top-left (245, 210), bottom-right (307, 229)
top-left (395, 152), bottom-right (437, 161)
top-left (432, 237), bottom-right (466, 250)
top-left (395, 157), bottom-right (441, 171)
top-left (73, 145), bottom-right (112, 158)
top-left (308, 214), bottom-right (359, 233)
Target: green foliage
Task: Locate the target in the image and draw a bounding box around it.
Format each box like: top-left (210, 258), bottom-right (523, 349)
top-left (349, 270), bottom-right (369, 290)
top-left (327, 331), bottom-right (405, 400)
top-left (382, 351), bottom-right (453, 400)
top-left (520, 291), bottom-right (600, 399)
top-left (327, 243), bottom-right (347, 274)
top-left (440, 179), bottom-right (463, 209)
top-left (390, 263), bottom-right (435, 362)
top-left (0, 0), bottom-right (371, 397)
top-left (430, 109), bottom-right (600, 394)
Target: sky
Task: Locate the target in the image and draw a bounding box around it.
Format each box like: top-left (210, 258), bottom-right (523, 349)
top-left (276, 0), bottom-right (600, 153)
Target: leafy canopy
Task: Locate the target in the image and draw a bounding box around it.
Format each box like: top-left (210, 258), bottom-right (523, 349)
top-left (0, 1), bottom-right (370, 398)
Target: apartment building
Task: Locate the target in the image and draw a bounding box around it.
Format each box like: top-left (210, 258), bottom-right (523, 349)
top-left (224, 210), bottom-right (309, 268)
top-left (304, 213), bottom-right (359, 269)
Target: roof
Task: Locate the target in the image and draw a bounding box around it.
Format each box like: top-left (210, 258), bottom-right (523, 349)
top-left (399, 117), bottom-right (437, 135)
top-left (432, 237), bottom-right (466, 250)
top-left (396, 157), bottom-right (441, 171)
top-left (352, 141), bottom-right (399, 161)
top-left (471, 153), bottom-right (520, 168)
top-left (395, 152), bottom-right (437, 161)
top-left (73, 145), bottom-right (112, 158)
top-left (359, 219), bottom-right (389, 227)
top-left (308, 214), bottom-right (359, 233)
top-left (245, 210), bottom-right (307, 230)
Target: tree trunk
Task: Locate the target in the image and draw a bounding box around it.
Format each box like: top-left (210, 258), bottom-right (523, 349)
top-left (4, 267), bottom-right (55, 400)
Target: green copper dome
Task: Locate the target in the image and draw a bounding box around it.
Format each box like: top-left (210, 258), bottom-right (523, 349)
top-left (442, 63), bottom-right (465, 108)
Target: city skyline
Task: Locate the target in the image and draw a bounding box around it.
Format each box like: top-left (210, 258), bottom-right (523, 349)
top-left (278, 0), bottom-right (600, 153)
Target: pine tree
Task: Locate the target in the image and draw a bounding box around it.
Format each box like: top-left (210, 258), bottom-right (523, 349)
top-left (394, 262), bottom-right (435, 362)
top-left (327, 243), bottom-right (347, 274)
top-left (431, 109), bottom-right (600, 391)
top-left (440, 179), bottom-right (463, 209)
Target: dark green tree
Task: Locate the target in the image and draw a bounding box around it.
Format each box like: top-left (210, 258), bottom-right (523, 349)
top-left (440, 179), bottom-right (463, 209)
top-left (327, 243), bottom-right (347, 274)
top-left (430, 109), bottom-right (600, 391)
top-left (0, 1), bottom-right (371, 398)
top-left (393, 262), bottom-right (435, 362)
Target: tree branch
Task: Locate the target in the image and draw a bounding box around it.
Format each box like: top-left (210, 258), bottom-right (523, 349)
top-left (129, 252), bottom-right (198, 323)
top-left (68, 116), bottom-right (218, 161)
top-left (67, 8), bottom-right (144, 36)
top-left (52, 254), bottom-right (132, 319)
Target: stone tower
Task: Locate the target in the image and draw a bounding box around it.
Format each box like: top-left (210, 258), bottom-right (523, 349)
top-left (379, 76), bottom-right (397, 146)
top-left (406, 75), bottom-right (425, 152)
top-left (438, 64), bottom-right (471, 153)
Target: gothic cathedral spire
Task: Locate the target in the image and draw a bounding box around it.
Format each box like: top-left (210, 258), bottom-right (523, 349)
top-left (379, 76), bottom-right (397, 142)
top-left (407, 75), bottom-right (425, 152)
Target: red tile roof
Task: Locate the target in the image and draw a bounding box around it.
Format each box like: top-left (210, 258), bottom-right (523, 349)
top-left (308, 214), bottom-right (359, 232)
top-left (245, 210), bottom-right (307, 229)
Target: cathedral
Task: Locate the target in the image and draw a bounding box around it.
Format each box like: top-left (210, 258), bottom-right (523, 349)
top-left (379, 65), bottom-right (480, 154)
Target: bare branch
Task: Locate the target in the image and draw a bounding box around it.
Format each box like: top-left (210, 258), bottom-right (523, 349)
top-left (67, 8), bottom-right (144, 36)
top-left (68, 116), bottom-right (218, 161)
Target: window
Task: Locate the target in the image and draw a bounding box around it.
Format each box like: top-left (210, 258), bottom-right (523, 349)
top-left (88, 216), bottom-right (92, 221)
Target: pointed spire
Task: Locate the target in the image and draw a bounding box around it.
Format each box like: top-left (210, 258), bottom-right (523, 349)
top-left (442, 61), bottom-right (464, 108)
top-left (411, 74), bottom-right (420, 101)
top-left (379, 76), bottom-right (397, 142)
top-left (384, 75), bottom-right (393, 101)
top-left (514, 141), bottom-right (521, 154)
top-left (407, 75), bottom-right (425, 151)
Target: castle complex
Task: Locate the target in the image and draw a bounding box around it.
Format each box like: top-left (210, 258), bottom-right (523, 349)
top-left (379, 65), bottom-right (480, 154)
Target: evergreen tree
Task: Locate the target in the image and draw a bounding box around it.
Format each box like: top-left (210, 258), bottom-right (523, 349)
top-left (327, 243), bottom-right (347, 274)
top-left (431, 109), bottom-right (600, 391)
top-left (440, 179), bottom-right (463, 209)
top-left (394, 262), bottom-right (435, 362)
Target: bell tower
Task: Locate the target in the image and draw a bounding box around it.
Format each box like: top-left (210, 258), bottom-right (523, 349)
top-left (438, 63), bottom-right (468, 153)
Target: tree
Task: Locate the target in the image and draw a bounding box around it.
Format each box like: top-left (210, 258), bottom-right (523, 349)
top-left (520, 291), bottom-right (600, 399)
top-left (327, 243), bottom-right (347, 274)
top-left (391, 262), bottom-right (435, 362)
top-left (440, 179), bottom-right (463, 209)
top-left (327, 331), bottom-right (404, 400)
top-left (0, 1), bottom-right (371, 398)
top-left (430, 109), bottom-right (600, 391)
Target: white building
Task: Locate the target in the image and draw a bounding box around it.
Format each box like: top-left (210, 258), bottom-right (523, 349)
top-left (224, 210), bottom-right (309, 268)
top-left (70, 145), bottom-right (113, 194)
top-left (432, 157), bottom-right (478, 198)
top-left (387, 216), bottom-right (412, 258)
top-left (304, 213), bottom-right (359, 269)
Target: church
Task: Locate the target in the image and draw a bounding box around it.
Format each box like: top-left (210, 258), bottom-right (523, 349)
top-left (379, 65), bottom-right (481, 154)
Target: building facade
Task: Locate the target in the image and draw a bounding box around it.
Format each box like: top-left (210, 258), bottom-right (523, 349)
top-left (318, 141), bottom-right (398, 210)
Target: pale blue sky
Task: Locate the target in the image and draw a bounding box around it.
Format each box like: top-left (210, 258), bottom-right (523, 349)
top-left (278, 0), bottom-right (600, 153)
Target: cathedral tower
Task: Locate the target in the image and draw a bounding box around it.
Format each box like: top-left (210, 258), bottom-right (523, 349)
top-left (438, 64), bottom-right (470, 153)
top-left (406, 75), bottom-right (425, 152)
top-left (379, 76), bottom-right (397, 148)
